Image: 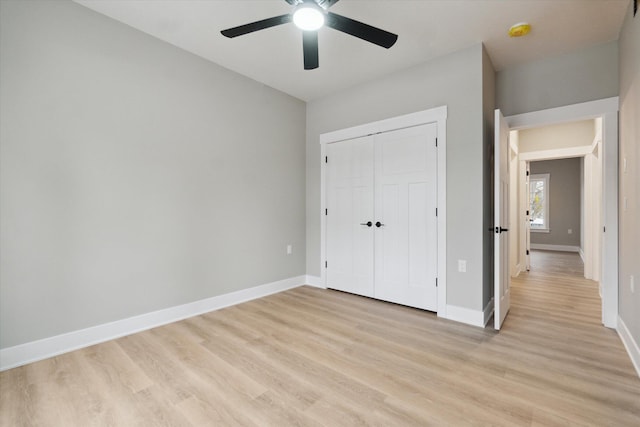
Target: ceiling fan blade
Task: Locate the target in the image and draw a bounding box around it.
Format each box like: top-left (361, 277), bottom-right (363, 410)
top-left (303, 31), bottom-right (319, 70)
top-left (221, 14), bottom-right (292, 38)
top-left (326, 12), bottom-right (397, 48)
top-left (317, 0), bottom-right (340, 9)
top-left (284, 0), bottom-right (338, 7)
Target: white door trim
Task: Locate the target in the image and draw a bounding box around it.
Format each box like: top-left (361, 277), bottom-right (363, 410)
top-left (506, 97), bottom-right (619, 328)
top-left (320, 106), bottom-right (447, 317)
top-left (518, 145), bottom-right (593, 161)
top-left (506, 97), bottom-right (619, 130)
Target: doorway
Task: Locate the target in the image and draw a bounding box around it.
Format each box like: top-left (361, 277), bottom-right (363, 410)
top-left (525, 154), bottom-right (597, 271)
top-left (525, 154), bottom-right (599, 298)
top-left (503, 97), bottom-right (618, 328)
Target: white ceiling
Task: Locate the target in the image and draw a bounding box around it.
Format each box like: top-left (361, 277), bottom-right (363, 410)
top-left (74, 0), bottom-right (629, 102)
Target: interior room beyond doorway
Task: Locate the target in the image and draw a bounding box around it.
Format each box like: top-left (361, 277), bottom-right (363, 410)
top-left (528, 157), bottom-right (583, 264)
top-left (509, 118), bottom-right (603, 285)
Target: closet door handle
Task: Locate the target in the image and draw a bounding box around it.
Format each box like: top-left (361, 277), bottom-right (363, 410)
top-left (375, 221), bottom-right (384, 228)
top-left (360, 221), bottom-right (373, 227)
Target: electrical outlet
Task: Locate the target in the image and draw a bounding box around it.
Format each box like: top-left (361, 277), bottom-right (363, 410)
top-left (286, 244), bottom-right (292, 255)
top-left (568, 229), bottom-right (572, 234)
top-left (458, 260), bottom-right (467, 273)
top-left (631, 275), bottom-right (635, 294)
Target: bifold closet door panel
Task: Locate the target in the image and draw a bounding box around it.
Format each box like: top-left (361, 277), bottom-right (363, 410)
top-left (326, 136), bottom-right (375, 297)
top-left (374, 123), bottom-right (438, 311)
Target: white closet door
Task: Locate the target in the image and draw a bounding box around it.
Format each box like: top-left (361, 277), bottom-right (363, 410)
top-left (374, 123), bottom-right (438, 310)
top-left (326, 136), bottom-right (375, 297)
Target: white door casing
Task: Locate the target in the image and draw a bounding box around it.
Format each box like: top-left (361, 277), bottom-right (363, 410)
top-left (509, 143), bottom-right (519, 277)
top-left (584, 136), bottom-right (602, 282)
top-left (495, 109), bottom-right (511, 330)
top-left (600, 111), bottom-right (618, 328)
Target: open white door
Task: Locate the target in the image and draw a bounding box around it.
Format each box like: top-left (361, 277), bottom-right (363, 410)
top-left (495, 110), bottom-right (511, 330)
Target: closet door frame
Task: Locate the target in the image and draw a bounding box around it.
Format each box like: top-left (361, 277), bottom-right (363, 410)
top-left (320, 106), bottom-right (448, 317)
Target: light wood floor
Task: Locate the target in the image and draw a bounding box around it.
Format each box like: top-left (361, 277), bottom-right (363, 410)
top-left (2, 250), bottom-right (639, 426)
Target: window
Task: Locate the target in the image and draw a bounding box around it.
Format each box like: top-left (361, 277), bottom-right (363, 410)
top-left (529, 174), bottom-right (549, 231)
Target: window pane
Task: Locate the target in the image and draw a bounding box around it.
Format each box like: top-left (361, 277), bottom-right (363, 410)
top-left (530, 178), bottom-right (546, 228)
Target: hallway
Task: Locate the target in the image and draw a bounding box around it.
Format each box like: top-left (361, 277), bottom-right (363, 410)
top-left (513, 250), bottom-right (598, 324)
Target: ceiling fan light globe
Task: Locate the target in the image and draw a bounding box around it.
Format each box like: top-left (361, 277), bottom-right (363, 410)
top-left (293, 6), bottom-right (325, 31)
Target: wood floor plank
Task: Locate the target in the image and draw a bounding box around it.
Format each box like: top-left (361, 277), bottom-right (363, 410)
top-left (1, 250), bottom-right (639, 426)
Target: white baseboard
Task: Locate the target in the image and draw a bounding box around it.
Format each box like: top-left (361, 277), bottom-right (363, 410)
top-left (0, 275), bottom-right (306, 371)
top-left (530, 244), bottom-right (580, 252)
top-left (445, 304), bottom-right (487, 328)
top-left (617, 316), bottom-right (640, 379)
top-left (304, 275), bottom-right (325, 289)
top-left (578, 247), bottom-right (585, 262)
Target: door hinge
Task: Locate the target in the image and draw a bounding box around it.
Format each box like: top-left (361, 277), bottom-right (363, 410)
top-left (603, 226), bottom-right (606, 233)
top-left (435, 208), bottom-right (438, 217)
top-left (526, 170), bottom-right (530, 176)
top-left (435, 138), bottom-right (438, 147)
top-left (325, 156), bottom-right (328, 163)
top-left (325, 260), bottom-right (328, 268)
top-left (526, 250), bottom-right (530, 255)
top-left (435, 278), bottom-right (438, 287)
top-left (325, 208), bottom-right (328, 215)
top-left (526, 210), bottom-right (529, 216)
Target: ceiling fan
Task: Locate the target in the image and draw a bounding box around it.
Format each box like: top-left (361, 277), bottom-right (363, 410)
top-left (220, 0), bottom-right (398, 70)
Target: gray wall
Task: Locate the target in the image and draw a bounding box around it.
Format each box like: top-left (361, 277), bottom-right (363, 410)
top-left (496, 41), bottom-right (619, 116)
top-left (618, 1), bottom-right (640, 353)
top-left (306, 44), bottom-right (487, 311)
top-left (0, 0), bottom-right (306, 349)
top-left (530, 158), bottom-right (582, 247)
